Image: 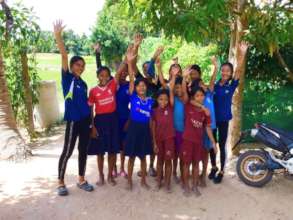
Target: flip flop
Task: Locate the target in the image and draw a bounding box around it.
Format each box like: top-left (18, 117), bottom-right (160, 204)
top-left (57, 185), bottom-right (68, 196)
top-left (77, 181), bottom-right (94, 192)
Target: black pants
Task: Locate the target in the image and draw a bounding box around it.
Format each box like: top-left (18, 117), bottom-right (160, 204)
top-left (210, 121), bottom-right (229, 171)
top-left (58, 116), bottom-right (91, 180)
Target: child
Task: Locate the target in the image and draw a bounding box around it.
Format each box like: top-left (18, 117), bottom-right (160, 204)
top-left (54, 20), bottom-right (94, 196)
top-left (156, 58), bottom-right (184, 183)
top-left (87, 53), bottom-right (125, 186)
top-left (151, 67), bottom-right (179, 192)
top-left (180, 68), bottom-right (217, 197)
top-left (124, 47), bottom-right (154, 190)
top-left (209, 42), bottom-right (249, 184)
top-left (188, 57), bottom-right (218, 187)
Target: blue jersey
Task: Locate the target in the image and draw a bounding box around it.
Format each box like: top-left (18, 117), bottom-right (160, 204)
top-left (214, 79), bottom-right (239, 122)
top-left (129, 93), bottom-right (153, 123)
top-left (173, 96), bottom-right (185, 132)
top-left (61, 69), bottom-right (90, 121)
top-left (116, 82), bottom-right (130, 120)
top-left (204, 90), bottom-right (216, 129)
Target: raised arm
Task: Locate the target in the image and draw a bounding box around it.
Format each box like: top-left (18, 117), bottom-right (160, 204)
top-left (234, 41), bottom-right (249, 80)
top-left (93, 43), bottom-right (102, 70)
top-left (126, 46), bottom-right (138, 95)
top-left (156, 57), bottom-right (168, 89)
top-left (132, 34), bottom-right (143, 75)
top-left (209, 56), bottom-right (218, 92)
top-left (182, 67), bottom-right (191, 104)
top-left (53, 20), bottom-right (68, 72)
top-left (169, 71), bottom-right (176, 107)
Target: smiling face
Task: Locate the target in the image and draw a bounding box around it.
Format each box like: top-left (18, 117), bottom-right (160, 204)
top-left (71, 60), bottom-right (85, 77)
top-left (157, 93), bottom-right (169, 109)
top-left (190, 69), bottom-right (201, 81)
top-left (135, 81), bottom-right (147, 97)
top-left (192, 89), bottom-right (205, 104)
top-left (221, 64), bottom-right (233, 82)
top-left (174, 83), bottom-right (183, 97)
top-left (98, 69), bottom-right (111, 86)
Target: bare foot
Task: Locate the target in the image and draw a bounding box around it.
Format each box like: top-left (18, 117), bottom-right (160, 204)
top-left (107, 177), bottom-right (117, 186)
top-left (199, 175), bottom-right (207, 187)
top-left (173, 175), bottom-right (181, 184)
top-left (141, 182), bottom-right (150, 190)
top-left (154, 183), bottom-right (162, 192)
top-left (166, 185), bottom-right (172, 194)
top-left (183, 186), bottom-right (191, 197)
top-left (96, 176), bottom-right (105, 186)
top-left (192, 185), bottom-right (201, 197)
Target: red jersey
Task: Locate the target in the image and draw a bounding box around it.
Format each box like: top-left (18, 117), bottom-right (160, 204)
top-left (88, 79), bottom-right (117, 114)
top-left (152, 105), bottom-right (175, 141)
top-left (182, 103), bottom-right (211, 144)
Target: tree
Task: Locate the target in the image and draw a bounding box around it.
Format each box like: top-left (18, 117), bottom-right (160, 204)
top-left (123, 0), bottom-right (293, 151)
top-left (0, 0), bottom-right (26, 159)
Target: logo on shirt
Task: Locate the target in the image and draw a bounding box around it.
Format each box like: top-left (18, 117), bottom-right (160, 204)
top-left (136, 107), bottom-right (151, 117)
top-left (225, 90), bottom-right (230, 94)
top-left (191, 119), bottom-right (203, 128)
top-left (107, 89), bottom-right (112, 95)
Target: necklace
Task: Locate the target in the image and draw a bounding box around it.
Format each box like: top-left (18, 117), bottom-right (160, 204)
top-left (138, 96), bottom-right (148, 105)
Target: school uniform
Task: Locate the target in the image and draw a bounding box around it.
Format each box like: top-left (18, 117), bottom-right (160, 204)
top-left (173, 96), bottom-right (185, 156)
top-left (152, 105), bottom-right (175, 160)
top-left (87, 79), bottom-right (120, 155)
top-left (58, 69), bottom-right (91, 180)
top-left (124, 93), bottom-right (154, 159)
top-left (181, 103), bottom-right (211, 164)
top-left (211, 79), bottom-right (239, 171)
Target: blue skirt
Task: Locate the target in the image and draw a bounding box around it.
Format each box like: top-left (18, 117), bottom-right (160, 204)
top-left (87, 112), bottom-right (120, 155)
top-left (124, 120), bottom-right (153, 159)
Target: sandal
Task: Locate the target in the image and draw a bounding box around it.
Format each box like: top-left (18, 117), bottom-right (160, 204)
top-left (77, 181), bottom-right (94, 192)
top-left (57, 185), bottom-right (68, 196)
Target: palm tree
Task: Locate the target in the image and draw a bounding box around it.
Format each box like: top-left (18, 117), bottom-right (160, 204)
top-left (0, 0), bottom-right (26, 160)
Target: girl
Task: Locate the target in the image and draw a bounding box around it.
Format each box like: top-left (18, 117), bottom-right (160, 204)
top-left (54, 20), bottom-right (93, 196)
top-left (209, 42), bottom-right (249, 183)
top-left (124, 47), bottom-right (154, 190)
top-left (152, 67), bottom-right (179, 192)
top-left (87, 51), bottom-right (125, 186)
top-left (181, 68), bottom-right (217, 197)
top-left (156, 58), bottom-right (184, 183)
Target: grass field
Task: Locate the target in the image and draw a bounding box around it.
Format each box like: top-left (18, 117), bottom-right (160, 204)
top-left (36, 53), bottom-right (293, 131)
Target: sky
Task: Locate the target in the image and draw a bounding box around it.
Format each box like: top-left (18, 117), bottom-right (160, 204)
top-left (9, 0), bottom-right (105, 35)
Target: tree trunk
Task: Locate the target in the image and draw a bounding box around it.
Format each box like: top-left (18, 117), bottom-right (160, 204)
top-left (20, 51), bottom-right (35, 137)
top-left (0, 46), bottom-right (26, 160)
top-left (274, 49), bottom-right (293, 83)
top-left (228, 0), bottom-right (248, 156)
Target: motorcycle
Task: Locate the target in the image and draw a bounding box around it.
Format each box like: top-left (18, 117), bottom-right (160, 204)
top-left (233, 123), bottom-right (293, 187)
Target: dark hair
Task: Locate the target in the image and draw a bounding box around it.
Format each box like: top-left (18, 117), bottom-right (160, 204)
top-left (70, 56), bottom-right (85, 68)
top-left (221, 62), bottom-right (234, 74)
top-left (190, 64), bottom-right (201, 75)
top-left (169, 63), bottom-right (182, 74)
top-left (190, 86), bottom-right (205, 97)
top-left (156, 88), bottom-right (170, 100)
top-left (142, 61), bottom-right (150, 69)
top-left (175, 76), bottom-right (183, 85)
top-left (97, 66), bottom-right (111, 77)
top-left (190, 79), bottom-right (202, 90)
top-left (134, 77), bottom-right (148, 88)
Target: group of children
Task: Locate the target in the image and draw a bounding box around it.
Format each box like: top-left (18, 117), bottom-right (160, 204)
top-left (54, 20), bottom-right (249, 197)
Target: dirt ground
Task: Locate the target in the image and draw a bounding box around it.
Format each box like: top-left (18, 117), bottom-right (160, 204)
top-left (1, 126), bottom-right (293, 220)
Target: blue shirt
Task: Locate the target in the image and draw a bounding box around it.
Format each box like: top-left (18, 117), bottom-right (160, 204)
top-left (61, 69), bottom-right (90, 121)
top-left (129, 93), bottom-right (153, 123)
top-left (174, 96), bottom-right (185, 132)
top-left (147, 58), bottom-right (156, 78)
top-left (214, 79), bottom-right (239, 122)
top-left (116, 82), bottom-right (130, 119)
top-left (204, 90), bottom-right (216, 129)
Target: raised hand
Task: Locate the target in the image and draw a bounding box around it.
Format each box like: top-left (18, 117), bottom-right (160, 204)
top-left (153, 46), bottom-right (164, 60)
top-left (93, 43), bottom-right (101, 53)
top-left (133, 33), bottom-right (143, 46)
top-left (53, 20), bottom-right (66, 36)
top-left (182, 66), bottom-right (192, 78)
top-left (125, 44), bottom-right (137, 64)
top-left (211, 56), bottom-right (217, 67)
top-left (239, 41), bottom-right (249, 54)
top-left (155, 57), bottom-right (161, 67)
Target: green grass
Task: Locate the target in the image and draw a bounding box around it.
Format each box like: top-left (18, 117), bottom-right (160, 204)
top-left (36, 53), bottom-right (98, 101)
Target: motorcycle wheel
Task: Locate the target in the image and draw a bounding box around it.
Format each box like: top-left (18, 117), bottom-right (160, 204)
top-left (236, 150), bottom-right (273, 187)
